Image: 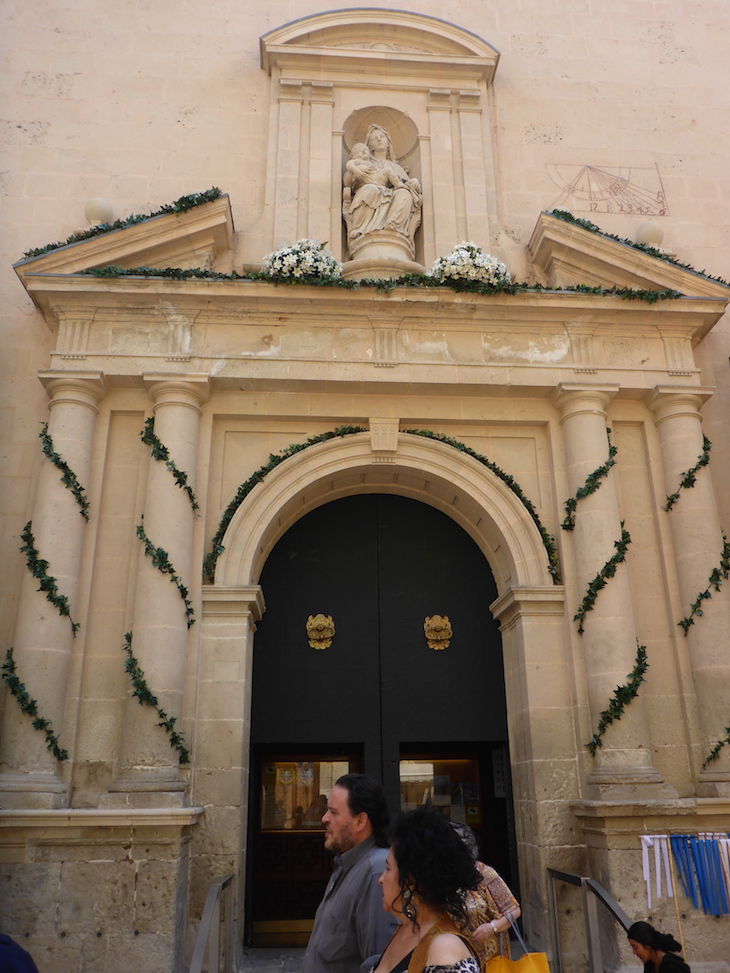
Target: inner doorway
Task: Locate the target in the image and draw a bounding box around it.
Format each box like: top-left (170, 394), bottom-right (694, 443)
top-left (246, 494), bottom-right (516, 944)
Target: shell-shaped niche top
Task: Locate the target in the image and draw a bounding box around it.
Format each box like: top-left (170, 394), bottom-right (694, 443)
top-left (260, 9), bottom-right (500, 83)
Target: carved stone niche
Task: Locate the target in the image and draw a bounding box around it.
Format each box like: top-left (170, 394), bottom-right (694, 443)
top-left (260, 9), bottom-right (500, 277)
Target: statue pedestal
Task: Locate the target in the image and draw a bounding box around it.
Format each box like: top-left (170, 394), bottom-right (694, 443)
top-left (342, 255), bottom-right (426, 281)
top-left (343, 229), bottom-right (425, 280)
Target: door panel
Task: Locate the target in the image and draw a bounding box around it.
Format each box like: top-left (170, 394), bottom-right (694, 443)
top-left (247, 494), bottom-right (511, 945)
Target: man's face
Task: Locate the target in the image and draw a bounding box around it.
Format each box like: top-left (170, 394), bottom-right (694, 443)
top-left (322, 785), bottom-right (357, 854)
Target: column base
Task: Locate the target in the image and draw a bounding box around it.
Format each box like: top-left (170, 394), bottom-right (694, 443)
top-left (587, 748), bottom-right (678, 799)
top-left (0, 772), bottom-right (68, 808)
top-left (587, 765), bottom-right (679, 801)
top-left (100, 770), bottom-right (187, 808)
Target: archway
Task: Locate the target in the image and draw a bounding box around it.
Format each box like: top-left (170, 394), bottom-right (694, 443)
top-left (246, 492), bottom-right (515, 945)
top-left (205, 431), bottom-right (566, 947)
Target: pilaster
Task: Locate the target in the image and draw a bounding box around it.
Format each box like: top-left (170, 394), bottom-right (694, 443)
top-left (104, 375), bottom-right (209, 806)
top-left (0, 371), bottom-right (107, 808)
top-left (553, 384), bottom-right (671, 797)
top-left (647, 386), bottom-right (730, 789)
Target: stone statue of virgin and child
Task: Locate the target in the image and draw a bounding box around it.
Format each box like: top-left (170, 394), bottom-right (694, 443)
top-left (342, 124), bottom-right (422, 263)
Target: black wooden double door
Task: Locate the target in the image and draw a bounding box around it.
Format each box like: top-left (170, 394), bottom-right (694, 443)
top-left (248, 494), bottom-right (511, 942)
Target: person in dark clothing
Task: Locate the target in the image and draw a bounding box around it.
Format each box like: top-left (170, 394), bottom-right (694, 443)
top-left (627, 921), bottom-right (690, 973)
top-left (0, 934), bottom-right (40, 973)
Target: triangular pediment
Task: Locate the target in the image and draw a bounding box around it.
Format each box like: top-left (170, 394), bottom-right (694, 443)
top-left (13, 195), bottom-right (234, 286)
top-left (529, 211), bottom-right (730, 299)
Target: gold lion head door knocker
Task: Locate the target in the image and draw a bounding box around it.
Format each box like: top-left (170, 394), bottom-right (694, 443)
top-left (424, 615), bottom-right (452, 650)
top-left (306, 614), bottom-right (335, 650)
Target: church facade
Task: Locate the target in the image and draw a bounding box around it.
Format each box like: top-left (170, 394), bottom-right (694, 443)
top-left (1, 4), bottom-right (729, 971)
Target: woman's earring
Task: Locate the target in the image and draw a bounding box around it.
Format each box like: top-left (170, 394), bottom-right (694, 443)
top-left (402, 887), bottom-right (417, 922)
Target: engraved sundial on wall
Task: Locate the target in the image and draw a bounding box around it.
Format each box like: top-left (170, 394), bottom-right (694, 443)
top-left (547, 164), bottom-right (669, 216)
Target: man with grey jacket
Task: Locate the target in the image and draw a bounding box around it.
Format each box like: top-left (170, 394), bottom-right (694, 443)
top-left (302, 774), bottom-right (397, 973)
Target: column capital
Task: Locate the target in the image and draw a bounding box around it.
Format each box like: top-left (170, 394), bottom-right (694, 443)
top-left (202, 585), bottom-right (265, 622)
top-left (143, 373), bottom-right (210, 412)
top-left (489, 585), bottom-right (565, 629)
top-left (645, 385), bottom-right (714, 423)
top-left (38, 370), bottom-right (108, 412)
top-left (552, 383), bottom-right (619, 421)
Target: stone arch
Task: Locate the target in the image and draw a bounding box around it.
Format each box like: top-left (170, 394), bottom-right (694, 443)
top-left (215, 431), bottom-right (553, 592)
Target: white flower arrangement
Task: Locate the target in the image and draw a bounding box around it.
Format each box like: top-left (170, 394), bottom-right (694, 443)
top-left (430, 242), bottom-right (511, 287)
top-left (261, 238), bottom-right (341, 279)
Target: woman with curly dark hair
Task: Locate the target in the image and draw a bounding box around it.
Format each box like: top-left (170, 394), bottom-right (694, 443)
top-left (369, 808), bottom-right (482, 973)
top-left (627, 921), bottom-right (690, 972)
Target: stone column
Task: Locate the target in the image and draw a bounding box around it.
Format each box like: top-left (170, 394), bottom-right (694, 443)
top-left (648, 387), bottom-right (730, 787)
top-left (554, 384), bottom-right (668, 794)
top-left (0, 371), bottom-right (106, 808)
top-left (106, 376), bottom-right (208, 806)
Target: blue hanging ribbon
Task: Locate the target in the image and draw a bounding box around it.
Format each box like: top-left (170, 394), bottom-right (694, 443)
top-left (670, 835), bottom-right (698, 908)
top-left (707, 838), bottom-right (729, 915)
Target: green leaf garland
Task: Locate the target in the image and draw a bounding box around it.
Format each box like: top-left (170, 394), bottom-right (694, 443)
top-left (75, 264), bottom-right (684, 302)
top-left (561, 429), bottom-right (617, 531)
top-left (586, 641), bottom-right (648, 756)
top-left (703, 721), bottom-right (730, 770)
top-left (664, 436), bottom-right (712, 511)
top-left (136, 518), bottom-right (195, 627)
top-left (403, 429), bottom-right (561, 584)
top-left (677, 533), bottom-right (730, 635)
top-left (1, 647), bottom-right (68, 761)
top-left (203, 425), bottom-right (366, 583)
top-left (20, 522), bottom-right (79, 635)
top-left (22, 188), bottom-right (222, 259)
top-left (140, 417), bottom-right (199, 511)
top-left (121, 632), bottom-right (189, 764)
top-left (39, 422), bottom-right (90, 520)
top-left (574, 524), bottom-right (632, 634)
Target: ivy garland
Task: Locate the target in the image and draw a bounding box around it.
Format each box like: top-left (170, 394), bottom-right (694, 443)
top-left (664, 436), bottom-right (712, 511)
top-left (76, 264), bottom-right (684, 303)
top-left (574, 524), bottom-right (632, 634)
top-left (403, 429), bottom-right (561, 584)
top-left (22, 188), bottom-right (223, 259)
top-left (1, 647), bottom-right (69, 761)
top-left (121, 632), bottom-right (190, 764)
top-left (140, 417), bottom-right (199, 511)
top-left (677, 533), bottom-right (730, 635)
top-left (39, 422), bottom-right (91, 520)
top-left (202, 425), bottom-right (561, 585)
top-left (203, 425), bottom-right (366, 583)
top-left (562, 428), bottom-right (617, 531)
top-left (136, 518), bottom-right (195, 627)
top-left (549, 210), bottom-right (730, 288)
top-left (20, 522), bottom-right (79, 636)
top-left (703, 721), bottom-right (730, 770)
top-left (586, 641), bottom-right (649, 756)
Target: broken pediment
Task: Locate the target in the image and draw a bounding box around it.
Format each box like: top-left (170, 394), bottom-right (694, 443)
top-left (13, 195), bottom-right (234, 291)
top-left (260, 9), bottom-right (500, 84)
top-left (529, 211), bottom-right (730, 299)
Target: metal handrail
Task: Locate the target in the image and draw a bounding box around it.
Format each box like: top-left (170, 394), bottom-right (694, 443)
top-left (190, 873), bottom-right (235, 973)
top-left (547, 867), bottom-right (631, 973)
